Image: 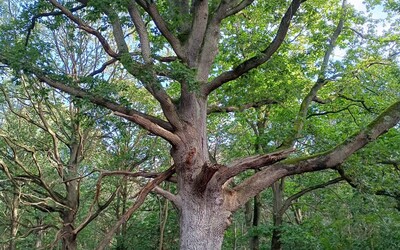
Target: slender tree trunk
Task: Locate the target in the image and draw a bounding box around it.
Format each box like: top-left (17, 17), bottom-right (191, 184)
top-left (60, 139), bottom-right (81, 250)
top-left (271, 180), bottom-right (284, 250)
top-left (35, 217), bottom-right (44, 249)
top-left (9, 192), bottom-right (19, 250)
top-left (159, 189), bottom-right (169, 250)
top-left (250, 194), bottom-right (261, 250)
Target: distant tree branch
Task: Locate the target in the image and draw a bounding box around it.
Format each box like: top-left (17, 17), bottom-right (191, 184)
top-left (279, 177), bottom-right (344, 215)
top-left (25, 4), bottom-right (86, 46)
top-left (280, 0), bottom-right (347, 148)
top-left (207, 99), bottom-right (278, 114)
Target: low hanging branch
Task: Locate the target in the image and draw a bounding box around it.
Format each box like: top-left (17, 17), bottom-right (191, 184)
top-left (96, 166), bottom-right (175, 250)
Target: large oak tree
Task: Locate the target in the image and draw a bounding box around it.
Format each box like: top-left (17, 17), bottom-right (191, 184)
top-left (1, 0), bottom-right (399, 249)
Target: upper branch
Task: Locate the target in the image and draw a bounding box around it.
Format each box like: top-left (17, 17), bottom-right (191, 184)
top-left (223, 0), bottom-right (255, 19)
top-left (230, 100), bottom-right (400, 210)
top-left (206, 0), bottom-right (303, 94)
top-left (127, 1), bottom-right (152, 63)
top-left (280, 0), bottom-right (347, 148)
top-left (135, 0), bottom-right (185, 61)
top-left (25, 4), bottom-right (86, 46)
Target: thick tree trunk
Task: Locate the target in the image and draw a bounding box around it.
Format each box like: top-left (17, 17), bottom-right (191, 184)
top-left (172, 94), bottom-right (233, 250)
top-left (61, 219), bottom-right (78, 250)
top-left (179, 195), bottom-right (231, 250)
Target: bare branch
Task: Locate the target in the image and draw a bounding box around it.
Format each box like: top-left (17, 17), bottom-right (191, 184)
top-left (88, 58), bottom-right (117, 77)
top-left (206, 0), bottom-right (303, 94)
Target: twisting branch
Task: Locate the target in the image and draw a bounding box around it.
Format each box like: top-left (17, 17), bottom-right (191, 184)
top-left (217, 148), bottom-right (295, 185)
top-left (25, 4), bottom-right (86, 46)
top-left (206, 0), bottom-right (304, 94)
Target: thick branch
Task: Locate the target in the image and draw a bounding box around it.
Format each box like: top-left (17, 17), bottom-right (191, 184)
top-left (153, 186), bottom-right (181, 208)
top-left (34, 73), bottom-right (182, 145)
top-left (231, 100), bottom-right (400, 211)
top-left (127, 1), bottom-right (152, 63)
top-left (206, 0), bottom-right (303, 94)
top-left (135, 1), bottom-right (185, 60)
top-left (217, 148), bottom-right (295, 186)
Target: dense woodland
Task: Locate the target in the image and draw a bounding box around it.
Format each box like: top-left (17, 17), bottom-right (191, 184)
top-left (0, 0), bottom-right (399, 249)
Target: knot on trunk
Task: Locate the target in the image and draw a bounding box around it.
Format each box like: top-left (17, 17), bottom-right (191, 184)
top-left (194, 162), bottom-right (226, 194)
